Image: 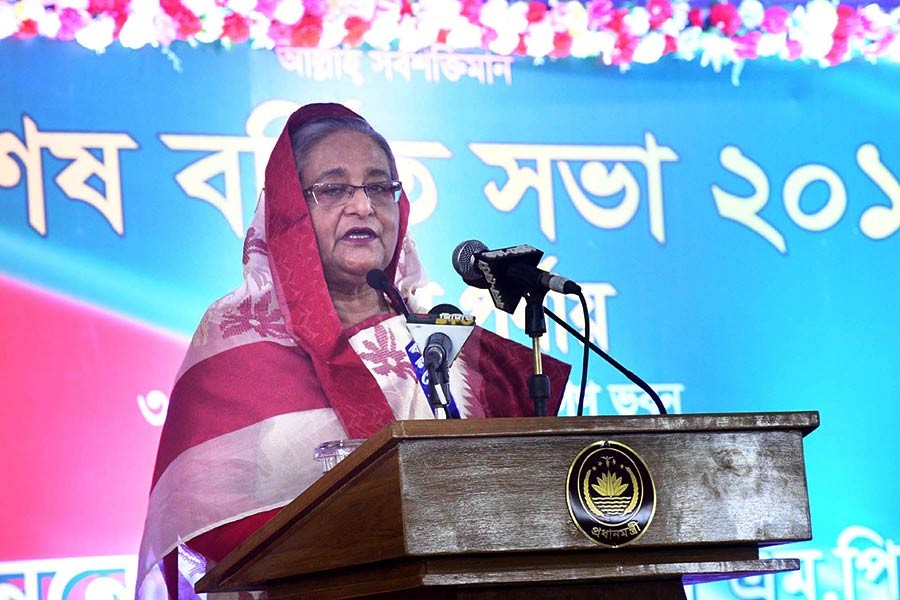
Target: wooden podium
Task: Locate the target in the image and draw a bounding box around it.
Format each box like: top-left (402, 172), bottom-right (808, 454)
top-left (196, 412), bottom-right (818, 599)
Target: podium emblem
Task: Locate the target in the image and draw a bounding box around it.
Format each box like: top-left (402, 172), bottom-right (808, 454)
top-left (566, 440), bottom-right (656, 547)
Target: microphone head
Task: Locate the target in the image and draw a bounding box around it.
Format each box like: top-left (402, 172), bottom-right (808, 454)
top-left (428, 303), bottom-right (462, 316)
top-left (452, 240), bottom-right (489, 288)
top-left (366, 268), bottom-right (391, 291)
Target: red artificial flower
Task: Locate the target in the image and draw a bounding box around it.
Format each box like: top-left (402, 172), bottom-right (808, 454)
top-left (526, 1), bottom-right (548, 24)
top-left (688, 7), bottom-right (704, 28)
top-left (223, 13), bottom-right (251, 43)
top-left (607, 7), bottom-right (629, 34)
top-left (613, 32), bottom-right (638, 64)
top-left (586, 0), bottom-right (614, 29)
top-left (16, 19), bottom-right (39, 38)
top-left (709, 2), bottom-right (741, 36)
top-left (436, 28), bottom-right (449, 44)
top-left (344, 16), bottom-right (370, 46)
top-left (646, 0), bottom-right (673, 30)
top-left (761, 6), bottom-right (789, 34)
top-left (663, 33), bottom-right (678, 54)
top-left (833, 5), bottom-right (861, 41)
top-left (825, 36), bottom-right (849, 65)
top-left (513, 32), bottom-right (528, 55)
top-left (57, 8), bottom-right (85, 40)
top-left (734, 31), bottom-right (761, 59)
top-left (160, 0), bottom-right (202, 38)
top-left (290, 13), bottom-right (322, 46)
top-left (400, 0), bottom-right (414, 18)
top-left (550, 31), bottom-right (573, 58)
top-left (461, 0), bottom-right (483, 25)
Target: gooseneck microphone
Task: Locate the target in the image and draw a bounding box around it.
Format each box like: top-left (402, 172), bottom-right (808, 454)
top-left (366, 268), bottom-right (411, 318)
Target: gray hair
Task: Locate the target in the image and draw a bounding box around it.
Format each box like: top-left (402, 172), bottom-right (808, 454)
top-left (290, 116), bottom-right (398, 183)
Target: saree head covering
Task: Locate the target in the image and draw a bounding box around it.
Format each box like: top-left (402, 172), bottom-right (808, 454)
top-left (135, 103), bottom-right (570, 600)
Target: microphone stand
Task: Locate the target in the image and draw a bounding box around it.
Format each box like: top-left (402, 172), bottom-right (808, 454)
top-left (524, 291), bottom-right (550, 417)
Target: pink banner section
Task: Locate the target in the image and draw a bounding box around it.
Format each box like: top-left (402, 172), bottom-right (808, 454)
top-left (0, 275), bottom-right (188, 560)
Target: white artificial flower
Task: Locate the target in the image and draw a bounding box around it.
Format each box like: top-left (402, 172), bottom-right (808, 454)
top-left (757, 31), bottom-right (786, 56)
top-left (344, 0), bottom-right (376, 20)
top-left (15, 0), bottom-right (46, 22)
top-left (445, 15), bottom-right (483, 49)
top-left (182, 0), bottom-right (216, 18)
top-left (699, 30), bottom-right (736, 71)
top-left (525, 19), bottom-right (555, 57)
top-left (273, 0), bottom-right (305, 25)
top-left (119, 14), bottom-right (156, 48)
top-left (481, 0), bottom-right (527, 33)
top-left (248, 12), bottom-right (273, 48)
top-left (665, 1), bottom-right (690, 34)
top-left (0, 3), bottom-right (18, 39)
top-left (860, 4), bottom-right (890, 36)
top-left (624, 6), bottom-right (651, 37)
top-left (676, 26), bottom-right (702, 60)
top-left (397, 16), bottom-right (435, 52)
top-left (227, 0), bottom-right (257, 15)
top-left (75, 14), bottom-right (116, 52)
top-left (559, 0), bottom-right (588, 33)
top-left (318, 15), bottom-right (346, 48)
top-left (38, 10), bottom-right (62, 37)
top-left (55, 0), bottom-right (90, 10)
top-left (488, 26), bottom-right (521, 54)
top-left (569, 30), bottom-right (605, 58)
top-left (633, 30), bottom-right (666, 62)
top-left (195, 6), bottom-right (225, 43)
top-left (130, 0), bottom-right (162, 17)
top-left (738, 0), bottom-right (765, 30)
top-left (417, 0), bottom-right (461, 24)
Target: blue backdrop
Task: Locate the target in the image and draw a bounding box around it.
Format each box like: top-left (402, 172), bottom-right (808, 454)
top-left (1, 37), bottom-right (898, 600)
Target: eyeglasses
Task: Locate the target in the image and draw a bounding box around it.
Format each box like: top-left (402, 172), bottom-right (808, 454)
top-left (303, 180), bottom-right (402, 208)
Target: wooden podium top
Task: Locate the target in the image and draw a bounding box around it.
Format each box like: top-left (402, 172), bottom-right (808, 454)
top-left (198, 412), bottom-right (819, 599)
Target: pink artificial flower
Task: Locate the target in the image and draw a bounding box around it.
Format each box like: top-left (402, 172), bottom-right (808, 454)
top-left (607, 7), bottom-right (629, 34)
top-left (344, 15), bottom-right (370, 46)
top-left (399, 0), bottom-right (414, 17)
top-left (586, 0), bottom-right (615, 29)
top-left (267, 19), bottom-right (292, 45)
top-left (646, 0), bottom-right (673, 30)
top-left (302, 0), bottom-right (328, 18)
top-left (160, 0), bottom-right (202, 38)
top-left (550, 30), bottom-right (572, 58)
top-left (513, 32), bottom-right (528, 55)
top-left (223, 12), bottom-right (251, 43)
top-left (526, 1), bottom-right (547, 23)
top-left (290, 13), bottom-right (322, 46)
top-left (709, 2), bottom-right (741, 36)
top-left (481, 27), bottom-right (497, 47)
top-left (734, 30), bottom-right (761, 58)
top-left (688, 7), bottom-right (704, 28)
top-left (785, 37), bottom-right (802, 60)
top-left (57, 7), bottom-right (86, 40)
top-left (255, 0), bottom-right (277, 19)
top-left (461, 0), bottom-right (483, 25)
top-left (761, 6), bottom-right (789, 34)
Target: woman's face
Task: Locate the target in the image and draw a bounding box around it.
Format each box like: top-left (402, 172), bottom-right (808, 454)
top-left (300, 129), bottom-right (400, 293)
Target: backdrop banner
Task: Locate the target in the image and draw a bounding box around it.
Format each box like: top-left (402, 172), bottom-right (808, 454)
top-left (1, 38), bottom-right (898, 600)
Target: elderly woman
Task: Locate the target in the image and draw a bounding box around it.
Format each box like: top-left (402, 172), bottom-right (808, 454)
top-left (135, 103), bottom-right (569, 600)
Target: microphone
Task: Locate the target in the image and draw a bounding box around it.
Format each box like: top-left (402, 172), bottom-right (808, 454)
top-left (451, 240), bottom-right (581, 314)
top-left (406, 304), bottom-right (475, 369)
top-left (406, 304), bottom-right (475, 419)
top-left (366, 268), bottom-right (410, 318)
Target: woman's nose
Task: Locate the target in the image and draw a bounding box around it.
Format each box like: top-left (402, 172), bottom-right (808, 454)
top-left (344, 188), bottom-right (375, 215)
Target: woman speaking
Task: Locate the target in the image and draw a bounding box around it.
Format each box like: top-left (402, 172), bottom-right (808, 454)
top-left (135, 103), bottom-right (569, 600)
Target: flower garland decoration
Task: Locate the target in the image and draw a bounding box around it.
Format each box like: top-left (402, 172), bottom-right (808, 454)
top-left (1, 0), bottom-right (899, 69)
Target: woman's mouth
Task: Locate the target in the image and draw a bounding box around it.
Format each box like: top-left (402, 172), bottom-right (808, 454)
top-left (341, 227), bottom-right (378, 242)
